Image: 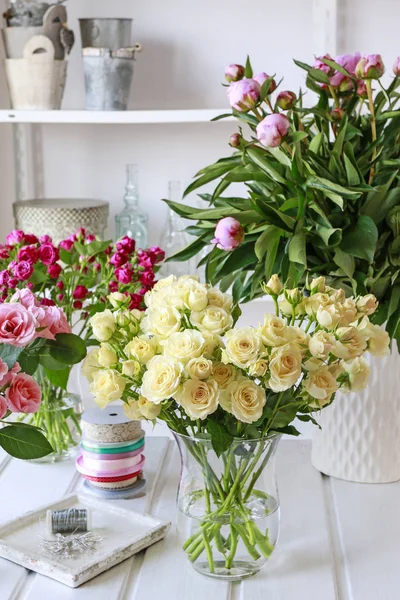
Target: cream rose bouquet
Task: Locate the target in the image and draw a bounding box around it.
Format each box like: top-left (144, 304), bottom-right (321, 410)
top-left (84, 275), bottom-right (388, 576)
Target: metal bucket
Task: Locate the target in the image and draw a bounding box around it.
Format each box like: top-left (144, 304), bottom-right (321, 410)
top-left (79, 18), bottom-right (133, 49)
top-left (82, 46), bottom-right (140, 111)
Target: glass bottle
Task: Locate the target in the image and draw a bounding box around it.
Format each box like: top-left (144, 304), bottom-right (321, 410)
top-left (159, 181), bottom-right (192, 277)
top-left (115, 164), bottom-right (148, 248)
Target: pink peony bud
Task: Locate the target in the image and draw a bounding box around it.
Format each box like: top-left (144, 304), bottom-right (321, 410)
top-left (224, 64), bottom-right (245, 83)
top-left (313, 54), bottom-right (334, 75)
top-left (229, 133), bottom-right (242, 148)
top-left (329, 52), bottom-right (361, 88)
top-left (48, 263), bottom-right (61, 279)
top-left (256, 113), bottom-right (290, 148)
top-left (254, 72), bottom-right (277, 94)
top-left (212, 217), bottom-right (245, 251)
top-left (6, 230), bottom-right (25, 246)
top-left (331, 107), bottom-right (345, 122)
top-left (393, 57), bottom-right (400, 76)
top-left (355, 54), bottom-right (385, 79)
top-left (73, 285), bottom-right (89, 300)
top-left (227, 78), bottom-right (261, 112)
top-left (356, 80), bottom-right (368, 98)
top-left (276, 90), bottom-right (297, 110)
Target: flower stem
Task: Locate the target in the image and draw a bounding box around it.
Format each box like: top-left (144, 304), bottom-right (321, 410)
top-left (366, 79), bottom-right (377, 184)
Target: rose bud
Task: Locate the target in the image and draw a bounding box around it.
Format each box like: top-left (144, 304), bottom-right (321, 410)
top-left (393, 57), bottom-right (400, 76)
top-left (355, 54), bottom-right (385, 79)
top-left (356, 80), bottom-right (368, 99)
top-left (229, 133), bottom-right (242, 148)
top-left (110, 252), bottom-right (128, 268)
top-left (109, 281), bottom-right (119, 292)
top-left (59, 239), bottom-right (74, 252)
top-left (116, 235), bottom-right (136, 254)
top-left (254, 72), bottom-right (277, 93)
top-left (57, 294), bottom-right (64, 302)
top-left (224, 64), bottom-right (245, 83)
top-left (8, 277), bottom-right (18, 289)
top-left (263, 274), bottom-right (283, 296)
top-left (73, 300), bottom-right (83, 310)
top-left (48, 263), bottom-right (62, 279)
top-left (227, 78), bottom-right (261, 112)
top-left (40, 298), bottom-right (55, 307)
top-left (212, 217), bottom-right (245, 251)
top-left (276, 90), bottom-right (297, 110)
top-left (256, 113), bottom-right (290, 148)
top-left (331, 107), bottom-right (345, 122)
top-left (85, 234), bottom-right (96, 243)
top-left (56, 281), bottom-right (64, 290)
top-left (313, 54), bottom-right (334, 76)
top-left (73, 285), bottom-right (89, 300)
top-left (40, 235), bottom-right (52, 244)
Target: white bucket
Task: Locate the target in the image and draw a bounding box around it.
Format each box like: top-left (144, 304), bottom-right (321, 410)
top-left (5, 35), bottom-right (67, 110)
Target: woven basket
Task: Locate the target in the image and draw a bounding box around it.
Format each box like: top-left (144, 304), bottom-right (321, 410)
top-left (13, 198), bottom-right (109, 244)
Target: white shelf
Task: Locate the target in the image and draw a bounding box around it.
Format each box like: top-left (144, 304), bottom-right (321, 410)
top-left (0, 108), bottom-right (233, 125)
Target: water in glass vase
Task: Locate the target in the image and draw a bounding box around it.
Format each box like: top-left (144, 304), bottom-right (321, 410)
top-left (159, 181), bottom-right (193, 277)
top-left (115, 164), bottom-right (148, 248)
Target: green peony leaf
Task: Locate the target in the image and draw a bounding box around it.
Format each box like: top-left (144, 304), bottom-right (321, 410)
top-left (340, 216), bottom-right (378, 263)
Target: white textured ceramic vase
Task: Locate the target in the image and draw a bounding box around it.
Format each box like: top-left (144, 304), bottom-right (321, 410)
top-left (312, 350), bottom-right (400, 483)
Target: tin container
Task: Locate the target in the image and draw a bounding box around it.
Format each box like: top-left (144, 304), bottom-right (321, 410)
top-left (79, 18), bottom-right (133, 49)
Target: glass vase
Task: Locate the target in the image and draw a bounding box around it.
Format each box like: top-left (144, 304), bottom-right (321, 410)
top-left (173, 432), bottom-right (281, 581)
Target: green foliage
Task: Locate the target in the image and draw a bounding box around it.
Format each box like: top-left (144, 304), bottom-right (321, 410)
top-left (0, 425), bottom-right (53, 459)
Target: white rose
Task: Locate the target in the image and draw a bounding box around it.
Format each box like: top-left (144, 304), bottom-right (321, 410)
top-left (279, 298), bottom-right (306, 317)
top-left (145, 276), bottom-right (177, 307)
top-left (90, 369), bottom-right (126, 408)
top-left (360, 321), bottom-right (390, 357)
top-left (202, 332), bottom-right (223, 359)
top-left (357, 294), bottom-right (378, 316)
top-left (90, 309), bottom-right (116, 342)
top-left (258, 314), bottom-right (291, 347)
top-left (310, 276), bottom-right (326, 293)
top-left (125, 336), bottom-right (156, 364)
top-left (226, 377), bottom-right (266, 423)
top-left (248, 359), bottom-right (268, 377)
top-left (81, 348), bottom-right (101, 383)
top-left (333, 326), bottom-right (367, 360)
top-left (141, 355), bottom-right (182, 404)
top-left (187, 282), bottom-right (209, 311)
top-left (304, 357), bottom-right (324, 371)
top-left (303, 366), bottom-right (338, 408)
top-left (341, 357), bottom-right (370, 392)
top-left (212, 362), bottom-right (237, 389)
top-left (108, 292), bottom-right (129, 308)
top-left (264, 274), bottom-right (283, 295)
top-left (98, 345), bottom-right (118, 367)
top-left (124, 396), bottom-right (161, 420)
top-left (309, 330), bottom-right (336, 359)
top-left (123, 399), bottom-right (142, 420)
top-left (223, 327), bottom-right (263, 368)
top-left (207, 288), bottom-right (233, 311)
top-left (114, 309), bottom-right (141, 334)
top-left (338, 298), bottom-right (358, 326)
top-left (122, 360), bottom-right (141, 378)
top-left (185, 356), bottom-right (213, 379)
top-left (329, 288), bottom-right (346, 302)
top-left (305, 293), bottom-right (332, 317)
top-left (316, 303), bottom-right (342, 329)
top-left (162, 330), bottom-right (205, 364)
top-left (142, 305), bottom-right (182, 338)
top-left (268, 344), bottom-right (302, 392)
top-left (175, 378), bottom-right (218, 420)
top-left (288, 326), bottom-right (310, 355)
top-left (328, 361), bottom-right (345, 379)
top-left (190, 306), bottom-right (233, 335)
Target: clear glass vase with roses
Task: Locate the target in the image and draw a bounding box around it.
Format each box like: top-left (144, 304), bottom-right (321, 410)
top-left (0, 229), bottom-right (164, 459)
top-left (0, 291), bottom-right (86, 460)
top-left (83, 274), bottom-right (389, 580)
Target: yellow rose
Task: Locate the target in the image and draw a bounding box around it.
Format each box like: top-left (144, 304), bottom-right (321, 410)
top-left (309, 330), bottom-right (336, 359)
top-left (223, 327), bottom-right (263, 368)
top-left (142, 305), bottom-right (181, 338)
top-left (90, 309), bottom-right (116, 342)
top-left (226, 377), bottom-right (266, 423)
top-left (305, 293), bottom-right (332, 317)
top-left (190, 306), bottom-right (233, 335)
top-left (124, 396), bottom-right (162, 420)
top-left (122, 360), bottom-right (141, 378)
top-left (329, 288), bottom-right (346, 302)
top-left (123, 399), bottom-right (142, 420)
top-left (304, 357), bottom-right (324, 371)
top-left (360, 322), bottom-right (390, 357)
top-left (258, 314), bottom-right (291, 347)
top-left (202, 332), bottom-right (223, 359)
top-left (187, 282), bottom-right (209, 311)
top-left (310, 276), bottom-right (326, 293)
top-left (145, 275), bottom-right (176, 307)
top-left (114, 309), bottom-right (140, 334)
top-left (338, 298), bottom-right (358, 326)
top-left (98, 345), bottom-right (118, 367)
top-left (141, 355), bottom-right (182, 403)
top-left (162, 330), bottom-right (205, 364)
top-left (185, 356), bottom-right (213, 379)
top-left (125, 336), bottom-right (156, 364)
top-left (263, 274), bottom-right (283, 295)
top-left (90, 369), bottom-right (126, 408)
top-left (212, 362), bottom-right (237, 388)
top-left (248, 359), bottom-right (268, 377)
top-left (316, 303), bottom-right (342, 329)
top-left (303, 366), bottom-right (338, 408)
top-left (328, 361), bottom-right (345, 379)
top-left (341, 357), bottom-right (370, 392)
top-left (81, 348), bottom-right (101, 383)
top-left (108, 292), bottom-right (130, 308)
top-left (288, 326), bottom-right (310, 355)
top-left (207, 288), bottom-right (233, 311)
top-left (356, 294), bottom-right (378, 316)
top-left (175, 378), bottom-right (219, 420)
top-left (333, 326), bottom-right (367, 360)
top-left (268, 344), bottom-right (302, 392)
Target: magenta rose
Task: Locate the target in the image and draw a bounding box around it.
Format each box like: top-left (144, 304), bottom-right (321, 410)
top-left (24, 234), bottom-right (39, 245)
top-left (137, 251), bottom-right (153, 269)
top-left (116, 236), bottom-right (136, 254)
top-left (129, 293), bottom-right (142, 310)
top-left (0, 303), bottom-right (37, 347)
top-left (86, 234), bottom-right (96, 243)
top-left (115, 265), bottom-right (133, 284)
top-left (139, 271), bottom-right (155, 286)
top-left (277, 91), bottom-right (297, 110)
top-left (0, 270), bottom-right (9, 286)
top-left (13, 261), bottom-right (33, 282)
top-left (256, 113), bottom-right (290, 148)
top-left (0, 246), bottom-right (10, 259)
top-left (109, 281), bottom-right (119, 293)
top-left (48, 263), bottom-right (62, 279)
top-left (110, 252), bottom-right (128, 267)
top-left (254, 72), bottom-right (276, 93)
top-left (39, 243), bottom-right (59, 266)
top-left (356, 54), bottom-right (385, 79)
top-left (225, 64), bottom-right (245, 83)
top-left (6, 373), bottom-right (41, 413)
top-left (17, 245), bottom-right (39, 264)
top-left (228, 78), bottom-right (261, 112)
top-left (212, 217), bottom-right (245, 251)
top-left (7, 278), bottom-right (18, 289)
top-left (393, 57), bottom-right (400, 76)
top-left (59, 239), bottom-right (74, 252)
top-left (73, 285), bottom-right (89, 300)
top-left (40, 235), bottom-right (52, 244)
top-left (6, 230), bottom-right (25, 246)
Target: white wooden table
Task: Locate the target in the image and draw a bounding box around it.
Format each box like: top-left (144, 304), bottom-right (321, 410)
top-left (0, 438), bottom-right (398, 599)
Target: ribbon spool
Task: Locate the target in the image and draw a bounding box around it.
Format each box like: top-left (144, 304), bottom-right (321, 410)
top-left (81, 406), bottom-right (142, 443)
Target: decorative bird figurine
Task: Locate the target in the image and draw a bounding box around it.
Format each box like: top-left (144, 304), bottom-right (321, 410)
top-left (60, 22), bottom-right (75, 55)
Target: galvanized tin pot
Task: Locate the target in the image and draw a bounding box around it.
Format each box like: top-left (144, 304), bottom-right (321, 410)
top-left (79, 18), bottom-right (133, 50)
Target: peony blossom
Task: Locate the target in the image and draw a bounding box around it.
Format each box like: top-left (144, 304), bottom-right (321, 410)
top-left (355, 54), bottom-right (385, 79)
top-left (313, 54), bottom-right (334, 75)
top-left (256, 113), bottom-right (290, 148)
top-left (212, 217), bottom-right (245, 251)
top-left (0, 303), bottom-right (37, 346)
top-left (393, 57), bottom-right (400, 76)
top-left (254, 72), bottom-right (276, 93)
top-left (6, 373), bottom-right (41, 413)
top-left (227, 78), bottom-right (261, 112)
top-left (225, 64), bottom-right (245, 83)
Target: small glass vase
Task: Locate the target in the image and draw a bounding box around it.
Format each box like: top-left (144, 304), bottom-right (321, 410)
top-left (173, 432), bottom-right (281, 581)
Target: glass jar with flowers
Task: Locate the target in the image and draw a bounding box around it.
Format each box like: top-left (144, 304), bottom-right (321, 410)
top-left (83, 274), bottom-right (388, 580)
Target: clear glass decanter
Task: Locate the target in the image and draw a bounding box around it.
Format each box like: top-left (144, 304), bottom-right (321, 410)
top-left (115, 164), bottom-right (148, 248)
top-left (159, 181), bottom-right (192, 277)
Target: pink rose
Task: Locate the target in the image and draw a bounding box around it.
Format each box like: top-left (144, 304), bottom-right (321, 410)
top-left (355, 54), bottom-right (385, 79)
top-left (40, 235), bottom-right (52, 244)
top-left (116, 236), bottom-right (136, 254)
top-left (6, 230), bottom-right (25, 246)
top-left (43, 306), bottom-right (71, 336)
top-left (393, 57), bottom-right (400, 76)
top-left (254, 72), bottom-right (276, 93)
top-left (13, 261), bottom-right (34, 281)
top-left (17, 245), bottom-right (39, 264)
top-left (0, 395), bottom-right (7, 418)
top-left (11, 288), bottom-right (39, 310)
top-left (39, 243), bottom-right (59, 266)
top-left (24, 234), bottom-right (39, 245)
top-left (224, 64), bottom-right (245, 83)
top-left (48, 263), bottom-right (62, 279)
top-left (137, 251), bottom-right (152, 269)
top-left (59, 239), bottom-right (74, 252)
top-left (0, 362), bottom-right (20, 387)
top-left (139, 271), bottom-right (155, 286)
top-left (86, 234), bottom-right (96, 243)
top-left (0, 270), bottom-right (9, 286)
top-left (227, 78), bottom-right (261, 112)
top-left (0, 303), bottom-right (36, 346)
top-left (0, 358), bottom-right (9, 384)
top-left (277, 91), bottom-right (297, 110)
top-left (6, 373), bottom-right (41, 413)
top-left (73, 285), bottom-right (88, 300)
top-left (256, 113), bottom-right (290, 148)
top-left (110, 252), bottom-right (128, 267)
top-left (212, 217), bottom-right (245, 251)
top-left (115, 265), bottom-right (133, 284)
